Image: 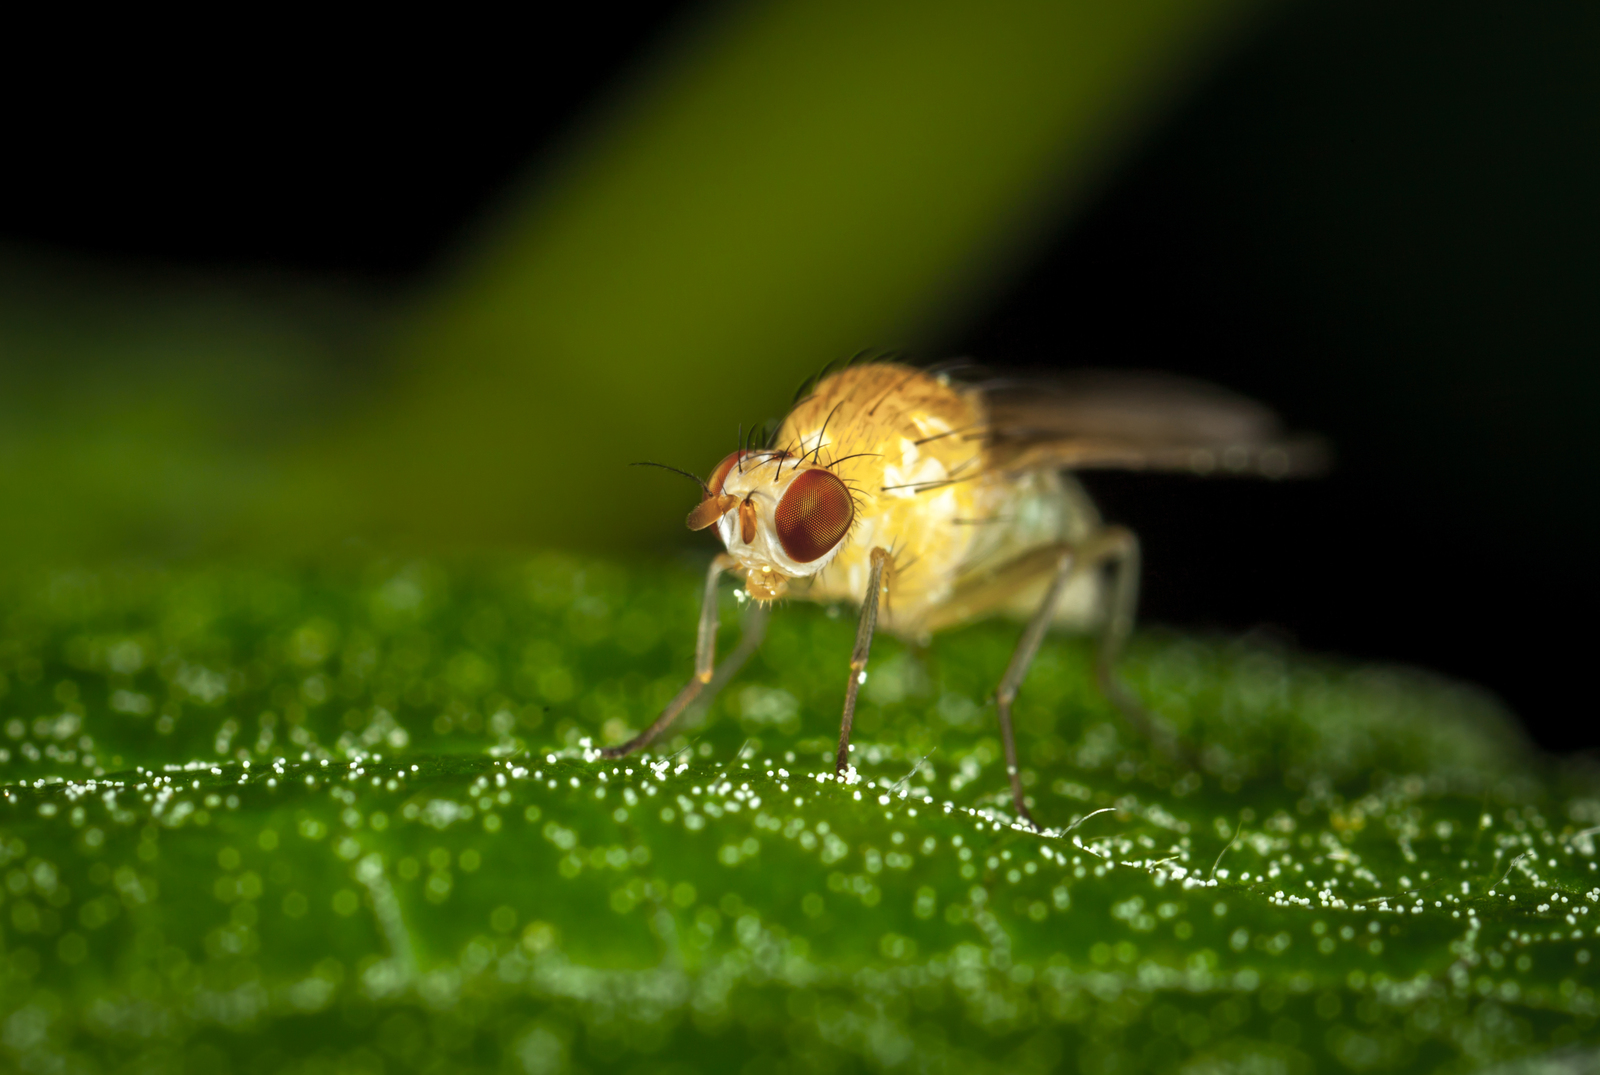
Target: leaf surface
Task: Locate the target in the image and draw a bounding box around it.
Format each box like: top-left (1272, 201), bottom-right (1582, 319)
top-left (1, 557), bottom-right (1595, 1072)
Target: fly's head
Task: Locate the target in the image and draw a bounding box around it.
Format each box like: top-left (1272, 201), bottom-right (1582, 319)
top-left (686, 450), bottom-right (855, 600)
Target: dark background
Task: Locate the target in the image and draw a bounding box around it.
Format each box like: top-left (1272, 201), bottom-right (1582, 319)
top-left (4, 1), bottom-right (1595, 750)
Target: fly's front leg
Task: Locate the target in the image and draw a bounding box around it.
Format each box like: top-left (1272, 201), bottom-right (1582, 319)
top-left (602, 554), bottom-right (740, 759)
top-left (835, 547), bottom-right (893, 775)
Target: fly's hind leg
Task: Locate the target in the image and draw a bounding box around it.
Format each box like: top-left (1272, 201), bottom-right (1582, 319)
top-left (602, 554), bottom-right (767, 759)
top-left (986, 527), bottom-right (1170, 827)
top-left (1065, 528), bottom-right (1194, 764)
top-left (1084, 528), bottom-right (1171, 751)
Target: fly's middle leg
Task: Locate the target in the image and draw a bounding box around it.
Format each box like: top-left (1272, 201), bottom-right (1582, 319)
top-left (835, 547), bottom-right (893, 775)
top-left (697, 600), bottom-right (770, 716)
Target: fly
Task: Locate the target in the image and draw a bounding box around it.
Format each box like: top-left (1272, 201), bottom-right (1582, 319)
top-left (606, 360), bottom-right (1324, 827)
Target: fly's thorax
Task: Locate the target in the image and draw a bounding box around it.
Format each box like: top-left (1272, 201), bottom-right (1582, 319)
top-left (702, 451), bottom-right (855, 600)
top-left (776, 362), bottom-right (991, 627)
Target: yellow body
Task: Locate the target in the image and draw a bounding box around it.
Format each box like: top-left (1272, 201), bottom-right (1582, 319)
top-left (770, 363), bottom-right (1105, 639)
top-left (610, 358), bottom-right (1313, 814)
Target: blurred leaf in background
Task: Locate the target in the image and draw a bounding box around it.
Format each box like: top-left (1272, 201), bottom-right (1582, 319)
top-left (0, 0), bottom-right (1260, 563)
top-left (0, 255), bottom-right (383, 563)
top-left (311, 0), bottom-right (1262, 554)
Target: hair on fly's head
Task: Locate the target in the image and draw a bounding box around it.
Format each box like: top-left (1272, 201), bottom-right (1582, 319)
top-left (800, 400), bottom-right (847, 467)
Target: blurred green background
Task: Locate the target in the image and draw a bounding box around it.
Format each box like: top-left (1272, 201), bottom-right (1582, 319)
top-left (1, 0), bottom-right (1260, 560)
top-left (2, 0), bottom-right (1597, 740)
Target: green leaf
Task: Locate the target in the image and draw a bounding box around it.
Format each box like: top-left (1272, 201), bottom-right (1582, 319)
top-left (1, 556), bottom-right (1595, 1072)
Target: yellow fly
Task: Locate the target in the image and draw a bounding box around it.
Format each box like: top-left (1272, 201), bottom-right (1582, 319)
top-left (606, 360), bottom-right (1322, 826)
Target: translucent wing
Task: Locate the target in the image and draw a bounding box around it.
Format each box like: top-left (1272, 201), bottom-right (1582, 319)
top-left (979, 370), bottom-right (1328, 478)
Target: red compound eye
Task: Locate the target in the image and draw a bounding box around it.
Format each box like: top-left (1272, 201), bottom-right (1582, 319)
top-left (774, 468), bottom-right (853, 563)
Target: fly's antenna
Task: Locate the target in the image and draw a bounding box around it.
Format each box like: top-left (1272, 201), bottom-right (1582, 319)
top-left (629, 461), bottom-right (710, 496)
